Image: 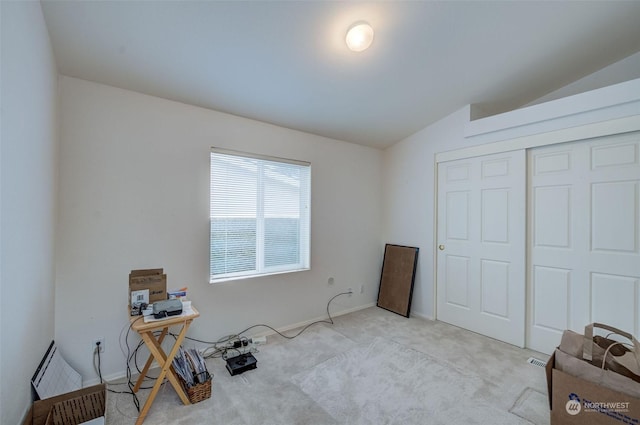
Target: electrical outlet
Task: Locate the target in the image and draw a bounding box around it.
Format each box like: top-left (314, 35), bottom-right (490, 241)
top-left (347, 287), bottom-right (353, 296)
top-left (92, 337), bottom-right (105, 353)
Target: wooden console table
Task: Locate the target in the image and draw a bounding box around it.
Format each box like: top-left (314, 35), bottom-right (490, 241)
top-left (130, 306), bottom-right (200, 425)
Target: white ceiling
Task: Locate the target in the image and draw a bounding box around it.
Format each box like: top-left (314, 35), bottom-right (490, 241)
top-left (41, 1), bottom-right (640, 149)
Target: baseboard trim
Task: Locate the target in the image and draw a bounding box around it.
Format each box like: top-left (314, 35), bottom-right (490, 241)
top-left (252, 302), bottom-right (377, 337)
top-left (85, 370), bottom-right (131, 387)
top-left (410, 311), bottom-right (434, 321)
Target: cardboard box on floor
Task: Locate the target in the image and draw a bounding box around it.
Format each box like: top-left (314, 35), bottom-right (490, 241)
top-left (22, 384), bottom-right (106, 425)
top-left (129, 268), bottom-right (167, 304)
top-left (546, 351), bottom-right (640, 425)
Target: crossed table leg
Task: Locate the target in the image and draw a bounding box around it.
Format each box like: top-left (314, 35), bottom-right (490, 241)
top-left (130, 309), bottom-right (199, 425)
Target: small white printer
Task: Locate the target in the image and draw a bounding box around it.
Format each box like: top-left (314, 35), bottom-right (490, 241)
top-left (152, 299), bottom-right (183, 319)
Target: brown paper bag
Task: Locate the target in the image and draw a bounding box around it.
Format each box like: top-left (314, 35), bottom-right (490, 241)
top-left (583, 323), bottom-right (640, 383)
top-left (554, 348), bottom-right (640, 398)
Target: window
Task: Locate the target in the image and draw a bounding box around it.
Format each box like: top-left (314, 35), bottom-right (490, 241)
top-left (210, 148), bottom-right (311, 282)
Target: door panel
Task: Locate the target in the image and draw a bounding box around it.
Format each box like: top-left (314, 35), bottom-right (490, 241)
top-left (527, 132), bottom-right (640, 354)
top-left (533, 186), bottom-right (571, 248)
top-left (482, 189), bottom-right (509, 243)
top-left (591, 273), bottom-right (637, 332)
top-left (532, 265), bottom-right (570, 333)
top-left (481, 259), bottom-right (510, 318)
top-left (437, 150), bottom-right (526, 347)
top-left (445, 255), bottom-right (470, 308)
top-left (446, 191), bottom-right (470, 240)
top-left (591, 181), bottom-right (637, 252)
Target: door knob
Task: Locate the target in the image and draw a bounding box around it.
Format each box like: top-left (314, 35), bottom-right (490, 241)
top-left (438, 244), bottom-right (445, 251)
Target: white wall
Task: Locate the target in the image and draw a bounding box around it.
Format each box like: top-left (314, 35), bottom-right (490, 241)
top-left (526, 51), bottom-right (640, 107)
top-left (56, 76), bottom-right (383, 382)
top-left (382, 107), bottom-right (471, 319)
top-left (0, 2), bottom-right (59, 424)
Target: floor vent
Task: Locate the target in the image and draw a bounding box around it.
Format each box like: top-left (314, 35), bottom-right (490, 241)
top-left (527, 357), bottom-right (546, 368)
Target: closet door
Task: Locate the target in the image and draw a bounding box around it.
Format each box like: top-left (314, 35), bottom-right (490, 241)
top-left (436, 150), bottom-right (526, 347)
top-left (528, 132), bottom-right (640, 354)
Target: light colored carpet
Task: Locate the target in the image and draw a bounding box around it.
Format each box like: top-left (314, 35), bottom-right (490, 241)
top-left (510, 388), bottom-right (550, 425)
top-left (104, 307), bottom-right (550, 425)
top-left (292, 337), bottom-right (533, 425)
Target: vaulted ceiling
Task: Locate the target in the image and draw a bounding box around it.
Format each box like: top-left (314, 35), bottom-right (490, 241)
top-left (41, 1), bottom-right (640, 148)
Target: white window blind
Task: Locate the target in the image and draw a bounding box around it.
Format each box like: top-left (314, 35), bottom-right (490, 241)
top-left (210, 149), bottom-right (311, 282)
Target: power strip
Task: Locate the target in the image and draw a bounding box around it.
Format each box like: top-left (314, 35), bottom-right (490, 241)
top-left (251, 336), bottom-right (267, 345)
top-left (223, 345), bottom-right (254, 359)
top-left (198, 336), bottom-right (266, 359)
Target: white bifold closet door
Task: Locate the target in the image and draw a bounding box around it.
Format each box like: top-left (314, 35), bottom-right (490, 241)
top-left (436, 150), bottom-right (526, 347)
top-left (528, 132), bottom-right (640, 354)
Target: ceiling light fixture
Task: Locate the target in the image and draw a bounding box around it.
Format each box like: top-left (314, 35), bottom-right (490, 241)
top-left (345, 22), bottom-right (374, 52)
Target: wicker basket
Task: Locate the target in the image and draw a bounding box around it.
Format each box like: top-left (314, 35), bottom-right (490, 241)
top-left (180, 371), bottom-right (212, 404)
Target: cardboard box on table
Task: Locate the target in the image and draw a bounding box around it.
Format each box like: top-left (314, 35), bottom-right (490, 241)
top-left (546, 351), bottom-right (640, 425)
top-left (129, 268), bottom-right (167, 304)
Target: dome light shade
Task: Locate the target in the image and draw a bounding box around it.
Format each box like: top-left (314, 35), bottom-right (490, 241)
top-left (345, 22), bottom-right (374, 52)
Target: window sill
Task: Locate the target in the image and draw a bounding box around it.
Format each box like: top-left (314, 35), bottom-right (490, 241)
top-left (210, 267), bottom-right (310, 284)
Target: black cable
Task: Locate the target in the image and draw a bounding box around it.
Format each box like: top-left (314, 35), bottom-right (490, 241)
top-left (131, 338), bottom-right (161, 380)
top-left (122, 321), bottom-right (168, 405)
top-left (178, 291), bottom-right (350, 358)
top-left (93, 328), bottom-right (158, 399)
top-left (97, 347), bottom-right (103, 383)
top-left (125, 316), bottom-right (142, 411)
top-left (234, 291), bottom-right (349, 340)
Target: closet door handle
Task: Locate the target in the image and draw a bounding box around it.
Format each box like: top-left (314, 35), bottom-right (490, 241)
top-left (438, 244), bottom-right (445, 251)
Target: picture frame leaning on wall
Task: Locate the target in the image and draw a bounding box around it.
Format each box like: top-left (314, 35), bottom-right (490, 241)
top-left (376, 244), bottom-right (419, 318)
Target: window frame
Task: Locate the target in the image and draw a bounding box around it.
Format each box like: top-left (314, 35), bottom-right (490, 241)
top-left (209, 148), bottom-right (311, 283)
